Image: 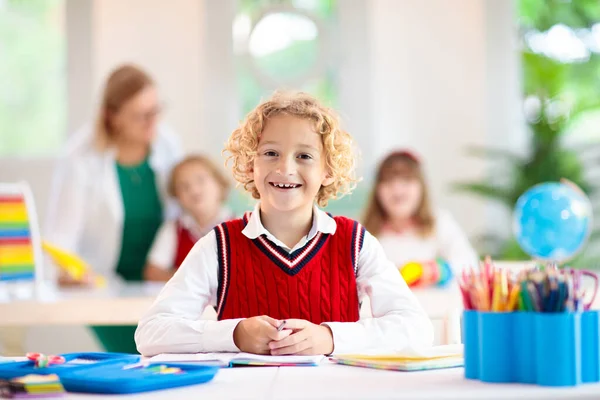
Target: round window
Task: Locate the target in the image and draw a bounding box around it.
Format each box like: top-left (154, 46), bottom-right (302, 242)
top-left (242, 7), bottom-right (327, 87)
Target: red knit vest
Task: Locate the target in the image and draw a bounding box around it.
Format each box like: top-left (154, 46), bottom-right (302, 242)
top-left (214, 213), bottom-right (365, 324)
top-left (173, 220), bottom-right (197, 268)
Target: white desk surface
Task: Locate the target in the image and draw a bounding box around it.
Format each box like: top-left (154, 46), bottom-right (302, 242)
top-left (0, 281), bottom-right (462, 326)
top-left (61, 362), bottom-right (600, 399)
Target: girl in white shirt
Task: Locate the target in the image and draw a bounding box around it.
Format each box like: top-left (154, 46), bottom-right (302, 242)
top-left (362, 150), bottom-right (478, 287)
top-left (135, 92), bottom-right (433, 357)
top-left (144, 155), bottom-right (234, 282)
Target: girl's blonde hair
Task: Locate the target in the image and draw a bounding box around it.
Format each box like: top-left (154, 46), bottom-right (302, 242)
top-left (94, 64), bottom-right (154, 150)
top-left (362, 151), bottom-right (435, 237)
top-left (224, 91), bottom-right (357, 207)
top-left (168, 155), bottom-right (231, 201)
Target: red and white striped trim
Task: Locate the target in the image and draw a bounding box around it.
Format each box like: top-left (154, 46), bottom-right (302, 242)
top-left (257, 232), bottom-right (323, 269)
top-left (353, 222), bottom-right (365, 274)
top-left (216, 224), bottom-right (229, 316)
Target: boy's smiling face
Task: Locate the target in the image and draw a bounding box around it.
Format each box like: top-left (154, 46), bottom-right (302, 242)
top-left (252, 114), bottom-right (334, 215)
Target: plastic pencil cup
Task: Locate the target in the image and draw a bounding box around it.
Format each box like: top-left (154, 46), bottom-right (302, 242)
top-left (534, 312), bottom-right (581, 387)
top-left (463, 310), bottom-right (479, 379)
top-left (581, 310), bottom-right (600, 384)
top-left (478, 312), bottom-right (514, 383)
top-left (512, 312), bottom-right (536, 383)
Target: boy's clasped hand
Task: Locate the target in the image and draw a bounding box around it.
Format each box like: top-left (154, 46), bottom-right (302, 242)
top-left (233, 316), bottom-right (334, 355)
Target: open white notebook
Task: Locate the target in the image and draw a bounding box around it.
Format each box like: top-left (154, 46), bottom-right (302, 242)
top-left (148, 352), bottom-right (325, 367)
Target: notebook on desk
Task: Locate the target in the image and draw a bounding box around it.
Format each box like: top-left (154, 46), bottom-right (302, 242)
top-left (230, 353), bottom-right (324, 367)
top-left (330, 344), bottom-right (464, 372)
top-left (148, 352), bottom-right (324, 367)
top-left (148, 353), bottom-right (233, 367)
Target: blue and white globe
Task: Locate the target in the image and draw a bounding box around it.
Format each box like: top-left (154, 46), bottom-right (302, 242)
top-left (513, 182), bottom-right (592, 262)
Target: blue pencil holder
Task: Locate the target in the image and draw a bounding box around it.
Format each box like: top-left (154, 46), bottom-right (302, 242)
top-left (478, 312), bottom-right (513, 383)
top-left (463, 310), bottom-right (600, 387)
top-left (581, 310), bottom-right (600, 383)
top-left (534, 312), bottom-right (581, 386)
top-left (462, 310), bottom-right (479, 379)
top-left (512, 312), bottom-right (536, 384)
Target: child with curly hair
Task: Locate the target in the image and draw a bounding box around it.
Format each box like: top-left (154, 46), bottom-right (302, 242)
top-left (135, 92), bottom-right (433, 356)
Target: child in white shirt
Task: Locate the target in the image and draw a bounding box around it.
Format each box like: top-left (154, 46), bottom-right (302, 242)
top-left (135, 92), bottom-right (433, 356)
top-left (362, 150), bottom-right (479, 287)
top-left (144, 155), bottom-right (234, 282)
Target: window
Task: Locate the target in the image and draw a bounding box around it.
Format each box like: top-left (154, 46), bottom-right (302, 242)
top-left (0, 0), bottom-right (66, 156)
top-left (233, 0), bottom-right (338, 115)
top-left (518, 1), bottom-right (600, 144)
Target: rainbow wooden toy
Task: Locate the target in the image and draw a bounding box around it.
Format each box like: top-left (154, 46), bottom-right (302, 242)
top-left (0, 183), bottom-right (43, 288)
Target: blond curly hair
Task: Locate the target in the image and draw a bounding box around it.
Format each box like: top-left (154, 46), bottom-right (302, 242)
top-left (224, 91), bottom-right (358, 207)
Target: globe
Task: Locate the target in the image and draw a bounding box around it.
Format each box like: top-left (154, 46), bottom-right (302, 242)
top-left (513, 182), bottom-right (593, 262)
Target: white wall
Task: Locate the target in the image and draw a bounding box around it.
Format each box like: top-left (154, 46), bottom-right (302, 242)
top-left (483, 0), bottom-right (527, 236)
top-left (368, 0), bottom-right (489, 236)
top-left (92, 0), bottom-right (205, 153)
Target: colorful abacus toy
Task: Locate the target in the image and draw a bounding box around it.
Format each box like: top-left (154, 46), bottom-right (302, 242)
top-left (0, 183), bottom-right (43, 295)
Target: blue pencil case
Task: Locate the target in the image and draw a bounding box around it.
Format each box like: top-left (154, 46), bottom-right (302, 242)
top-left (0, 352), bottom-right (138, 380)
top-left (59, 361), bottom-right (219, 394)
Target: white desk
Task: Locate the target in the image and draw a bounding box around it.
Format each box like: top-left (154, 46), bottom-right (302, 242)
top-left (62, 362), bottom-right (600, 399)
top-left (0, 282), bottom-right (462, 326)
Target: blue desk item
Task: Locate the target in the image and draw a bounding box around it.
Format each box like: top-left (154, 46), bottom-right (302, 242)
top-left (0, 352), bottom-right (138, 380)
top-left (534, 312), bottom-right (581, 387)
top-left (478, 312), bottom-right (514, 383)
top-left (463, 310), bottom-right (600, 387)
top-left (512, 312), bottom-right (536, 384)
top-left (60, 361), bottom-right (219, 394)
top-left (462, 310), bottom-right (479, 379)
top-left (581, 310), bottom-right (600, 383)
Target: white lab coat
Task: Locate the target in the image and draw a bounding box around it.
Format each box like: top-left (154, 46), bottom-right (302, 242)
top-left (44, 123), bottom-right (183, 279)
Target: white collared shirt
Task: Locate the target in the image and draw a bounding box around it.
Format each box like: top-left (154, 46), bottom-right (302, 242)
top-left (135, 203), bottom-right (434, 356)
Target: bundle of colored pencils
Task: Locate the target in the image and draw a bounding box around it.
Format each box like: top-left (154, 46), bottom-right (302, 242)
top-left (458, 257), bottom-right (519, 312)
top-left (458, 258), bottom-right (595, 312)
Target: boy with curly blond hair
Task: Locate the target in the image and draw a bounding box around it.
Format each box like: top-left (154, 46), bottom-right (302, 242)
top-left (136, 91), bottom-right (433, 356)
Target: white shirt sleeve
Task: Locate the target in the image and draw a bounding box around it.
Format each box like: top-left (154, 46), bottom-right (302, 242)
top-left (323, 231), bottom-right (435, 354)
top-left (147, 221), bottom-right (177, 270)
top-left (436, 210), bottom-right (479, 272)
top-left (135, 231), bottom-right (242, 356)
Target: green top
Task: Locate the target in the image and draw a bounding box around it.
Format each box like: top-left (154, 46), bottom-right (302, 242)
top-left (114, 157), bottom-right (163, 281)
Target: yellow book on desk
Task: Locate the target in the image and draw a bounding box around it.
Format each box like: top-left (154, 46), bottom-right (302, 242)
top-left (331, 344), bottom-right (463, 372)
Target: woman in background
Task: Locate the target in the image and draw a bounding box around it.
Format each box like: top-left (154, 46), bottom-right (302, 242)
top-left (46, 64), bottom-right (182, 352)
top-left (362, 150), bottom-right (478, 287)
